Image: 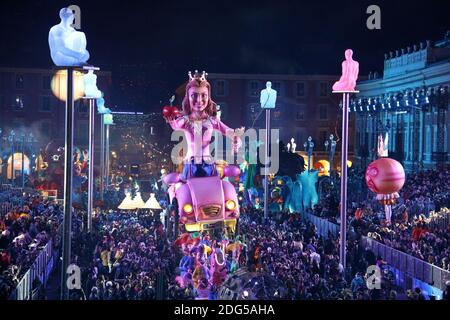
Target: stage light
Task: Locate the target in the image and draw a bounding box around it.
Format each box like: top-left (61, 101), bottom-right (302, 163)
top-left (226, 200), bottom-right (237, 211)
top-left (396, 101), bottom-right (400, 107)
top-left (183, 204), bottom-right (193, 214)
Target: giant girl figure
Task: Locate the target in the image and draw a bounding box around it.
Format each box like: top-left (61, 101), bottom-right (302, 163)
top-left (164, 70), bottom-right (243, 179)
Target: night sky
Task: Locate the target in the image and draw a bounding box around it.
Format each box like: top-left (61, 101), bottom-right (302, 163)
top-left (1, 0), bottom-right (449, 111)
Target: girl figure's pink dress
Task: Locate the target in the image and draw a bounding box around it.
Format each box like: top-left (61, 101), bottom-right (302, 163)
top-left (168, 115), bottom-right (239, 179)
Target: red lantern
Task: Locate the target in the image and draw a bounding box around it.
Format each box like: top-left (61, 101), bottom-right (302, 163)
top-left (365, 158), bottom-right (405, 205)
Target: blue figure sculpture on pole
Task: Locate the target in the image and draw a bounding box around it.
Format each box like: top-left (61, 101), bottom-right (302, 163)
top-left (299, 171), bottom-right (319, 210)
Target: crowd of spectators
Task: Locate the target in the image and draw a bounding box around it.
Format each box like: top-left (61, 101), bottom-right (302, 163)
top-left (66, 206), bottom-right (405, 300)
top-left (304, 168), bottom-right (449, 269)
top-left (0, 186), bottom-right (62, 299)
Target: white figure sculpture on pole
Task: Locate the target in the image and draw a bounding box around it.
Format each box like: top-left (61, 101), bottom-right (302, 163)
top-left (260, 81), bottom-right (277, 219)
top-left (260, 81), bottom-right (277, 109)
top-left (377, 132), bottom-right (389, 157)
top-left (290, 137), bottom-right (297, 153)
top-left (48, 7), bottom-right (90, 66)
top-left (83, 70), bottom-right (102, 99)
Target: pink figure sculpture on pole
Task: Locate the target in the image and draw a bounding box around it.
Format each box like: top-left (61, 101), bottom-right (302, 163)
top-left (332, 49), bottom-right (359, 272)
top-left (332, 49), bottom-right (359, 92)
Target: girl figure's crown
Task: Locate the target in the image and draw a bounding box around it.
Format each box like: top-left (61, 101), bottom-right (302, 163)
top-left (188, 70), bottom-right (208, 82)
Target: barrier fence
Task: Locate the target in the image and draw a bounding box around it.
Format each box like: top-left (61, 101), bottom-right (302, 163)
top-left (299, 211), bottom-right (339, 239)
top-left (299, 210), bottom-right (450, 292)
top-left (8, 238), bottom-right (58, 300)
top-left (361, 236), bottom-right (450, 292)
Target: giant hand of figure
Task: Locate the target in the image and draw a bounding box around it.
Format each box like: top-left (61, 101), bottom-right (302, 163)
top-left (232, 127), bottom-right (245, 153)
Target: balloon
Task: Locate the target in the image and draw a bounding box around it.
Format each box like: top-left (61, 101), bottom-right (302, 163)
top-left (365, 158), bottom-right (405, 195)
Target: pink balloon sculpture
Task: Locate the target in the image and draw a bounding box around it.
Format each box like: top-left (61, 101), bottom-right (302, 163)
top-left (365, 158), bottom-right (405, 204)
top-left (332, 49), bottom-right (359, 92)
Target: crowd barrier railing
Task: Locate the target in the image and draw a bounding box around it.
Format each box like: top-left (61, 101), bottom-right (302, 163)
top-left (299, 211), bottom-right (339, 239)
top-left (299, 210), bottom-right (450, 292)
top-left (360, 236), bottom-right (450, 292)
top-left (9, 238), bottom-right (56, 300)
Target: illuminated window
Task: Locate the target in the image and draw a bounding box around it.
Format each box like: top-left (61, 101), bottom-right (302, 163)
top-left (272, 82), bottom-right (281, 92)
top-left (42, 75), bottom-right (51, 90)
top-left (273, 111), bottom-right (281, 119)
top-left (296, 104), bottom-right (305, 120)
top-left (295, 82), bottom-right (306, 97)
top-left (319, 104), bottom-right (328, 120)
top-left (248, 81), bottom-right (259, 97)
top-left (319, 82), bottom-right (329, 97)
top-left (15, 74), bottom-right (24, 89)
top-left (40, 120), bottom-right (52, 138)
top-left (39, 96), bottom-right (51, 112)
top-left (214, 80), bottom-right (228, 97)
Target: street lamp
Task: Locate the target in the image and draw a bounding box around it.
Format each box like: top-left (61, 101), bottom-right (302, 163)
top-left (22, 132), bottom-right (36, 189)
top-left (8, 130), bottom-right (16, 185)
top-left (303, 136), bottom-right (314, 172)
top-left (324, 134), bottom-right (337, 175)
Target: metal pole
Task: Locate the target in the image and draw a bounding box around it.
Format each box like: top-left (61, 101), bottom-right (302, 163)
top-left (21, 136), bottom-right (25, 189)
top-left (308, 149), bottom-right (311, 172)
top-left (105, 123), bottom-right (110, 192)
top-left (61, 68), bottom-right (74, 300)
top-left (11, 135), bottom-right (14, 186)
top-left (87, 99), bottom-right (95, 233)
top-left (264, 109), bottom-right (270, 220)
top-left (339, 93), bottom-right (349, 271)
top-left (100, 115), bottom-right (105, 201)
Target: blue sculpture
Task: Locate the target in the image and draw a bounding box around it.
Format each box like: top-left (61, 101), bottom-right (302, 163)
top-left (292, 178), bottom-right (304, 213)
top-left (299, 171), bottom-right (319, 209)
top-left (260, 81), bottom-right (277, 109)
top-left (83, 70), bottom-right (102, 98)
top-left (96, 97), bottom-right (111, 114)
top-left (48, 7), bottom-right (90, 66)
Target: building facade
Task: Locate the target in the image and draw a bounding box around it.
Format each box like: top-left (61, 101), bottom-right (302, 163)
top-left (0, 67), bottom-right (112, 179)
top-left (353, 38), bottom-right (450, 171)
